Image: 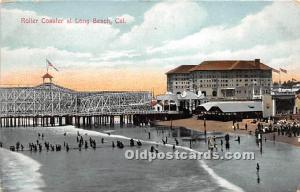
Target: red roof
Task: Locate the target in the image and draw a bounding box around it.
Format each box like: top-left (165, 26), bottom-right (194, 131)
top-left (42, 73), bottom-right (53, 79)
top-left (166, 65), bottom-right (197, 74)
top-left (189, 59), bottom-right (272, 71)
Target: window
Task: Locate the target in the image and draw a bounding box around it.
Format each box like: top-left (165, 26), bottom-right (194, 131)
top-left (212, 91), bottom-right (217, 97)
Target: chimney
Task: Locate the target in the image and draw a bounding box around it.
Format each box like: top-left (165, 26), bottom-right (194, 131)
top-left (254, 59), bottom-right (260, 64)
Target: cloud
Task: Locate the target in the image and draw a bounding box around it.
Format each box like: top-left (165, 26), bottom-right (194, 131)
top-left (1, 1), bottom-right (300, 75)
top-left (144, 38), bottom-right (300, 74)
top-left (1, 46), bottom-right (96, 72)
top-left (118, 14), bottom-right (135, 24)
top-left (148, 2), bottom-right (300, 55)
top-left (1, 8), bottom-right (120, 53)
top-left (1, 46), bottom-right (144, 71)
top-left (113, 1), bottom-right (207, 49)
top-left (94, 50), bottom-right (140, 61)
top-left (140, 1), bottom-right (300, 74)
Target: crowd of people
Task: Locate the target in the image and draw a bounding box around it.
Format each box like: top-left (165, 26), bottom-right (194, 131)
top-left (206, 133), bottom-right (240, 152)
top-left (275, 120), bottom-right (300, 137)
top-left (3, 131), bottom-right (148, 153)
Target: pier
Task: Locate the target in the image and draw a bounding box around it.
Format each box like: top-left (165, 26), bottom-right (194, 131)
top-left (0, 80), bottom-right (172, 128)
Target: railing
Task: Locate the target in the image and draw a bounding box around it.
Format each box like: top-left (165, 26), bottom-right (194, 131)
top-left (0, 83), bottom-right (154, 117)
top-left (271, 91), bottom-right (296, 96)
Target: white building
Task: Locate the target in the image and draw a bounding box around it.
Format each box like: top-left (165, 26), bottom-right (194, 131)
top-left (156, 91), bottom-right (206, 112)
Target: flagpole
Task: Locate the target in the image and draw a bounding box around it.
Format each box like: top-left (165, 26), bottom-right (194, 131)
top-left (278, 64), bottom-right (281, 90)
top-left (46, 59), bottom-right (48, 73)
top-left (279, 70), bottom-right (281, 89)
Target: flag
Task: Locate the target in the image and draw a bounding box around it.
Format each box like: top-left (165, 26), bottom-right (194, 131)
top-left (272, 68), bottom-right (280, 74)
top-left (46, 59), bottom-right (59, 72)
top-left (292, 78), bottom-right (297, 82)
top-left (280, 68), bottom-right (287, 73)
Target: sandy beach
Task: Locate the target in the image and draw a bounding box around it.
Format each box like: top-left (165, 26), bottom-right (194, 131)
top-left (156, 117), bottom-right (300, 147)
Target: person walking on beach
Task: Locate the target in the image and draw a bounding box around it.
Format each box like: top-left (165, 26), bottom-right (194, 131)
top-left (256, 163), bottom-right (260, 184)
top-left (16, 142), bottom-right (20, 151)
top-left (235, 136), bottom-right (240, 144)
top-left (220, 139), bottom-right (223, 152)
top-left (225, 134), bottom-right (230, 151)
top-left (208, 137), bottom-right (213, 151)
top-left (85, 141), bottom-right (88, 149)
top-left (225, 134), bottom-right (229, 142)
top-left (130, 139), bottom-right (135, 147)
top-left (78, 142), bottom-right (82, 151)
top-left (137, 140), bottom-right (142, 146)
top-left (150, 146), bottom-right (155, 153)
top-left (174, 138), bottom-right (179, 146)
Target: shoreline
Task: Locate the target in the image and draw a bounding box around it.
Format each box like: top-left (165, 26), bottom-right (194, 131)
top-left (0, 125), bottom-right (245, 192)
top-left (156, 117), bottom-right (300, 147)
top-left (1, 125), bottom-right (300, 192)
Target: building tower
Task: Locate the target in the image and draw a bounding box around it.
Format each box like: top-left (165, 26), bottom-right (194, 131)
top-left (42, 73), bottom-right (53, 83)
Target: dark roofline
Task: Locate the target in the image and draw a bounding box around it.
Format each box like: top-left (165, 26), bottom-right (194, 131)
top-left (166, 59), bottom-right (275, 75)
top-left (189, 59), bottom-right (272, 72)
top-left (166, 65), bottom-right (197, 74)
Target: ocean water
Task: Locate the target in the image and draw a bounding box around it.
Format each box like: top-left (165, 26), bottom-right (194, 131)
top-left (0, 148), bottom-right (45, 192)
top-left (0, 125), bottom-right (300, 192)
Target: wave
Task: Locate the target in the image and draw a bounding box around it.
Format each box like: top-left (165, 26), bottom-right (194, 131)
top-left (176, 146), bottom-right (244, 192)
top-left (0, 148), bottom-right (45, 192)
top-left (60, 125), bottom-right (244, 192)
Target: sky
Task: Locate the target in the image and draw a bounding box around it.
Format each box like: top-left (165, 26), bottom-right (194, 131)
top-left (1, 0), bottom-right (300, 94)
